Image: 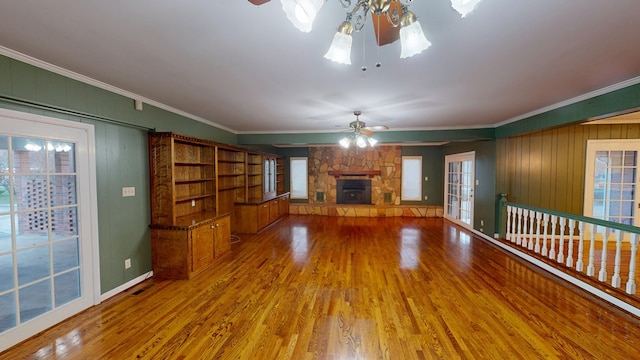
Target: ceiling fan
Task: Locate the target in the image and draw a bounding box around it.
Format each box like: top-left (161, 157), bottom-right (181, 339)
top-left (339, 111), bottom-right (388, 148)
top-left (249, 0), bottom-right (402, 46)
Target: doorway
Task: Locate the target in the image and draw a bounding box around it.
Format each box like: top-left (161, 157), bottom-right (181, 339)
top-left (0, 109), bottom-right (99, 351)
top-left (444, 152), bottom-right (475, 228)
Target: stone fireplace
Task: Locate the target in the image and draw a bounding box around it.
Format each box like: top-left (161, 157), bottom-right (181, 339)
top-left (336, 179), bottom-right (371, 205)
top-left (289, 145), bottom-right (444, 218)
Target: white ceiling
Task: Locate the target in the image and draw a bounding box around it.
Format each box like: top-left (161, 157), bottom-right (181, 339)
top-left (1, 0), bottom-right (640, 138)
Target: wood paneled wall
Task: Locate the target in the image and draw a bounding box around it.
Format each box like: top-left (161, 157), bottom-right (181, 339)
top-left (497, 123), bottom-right (640, 215)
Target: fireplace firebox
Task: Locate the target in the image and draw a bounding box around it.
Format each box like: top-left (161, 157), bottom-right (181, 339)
top-left (336, 179), bottom-right (371, 205)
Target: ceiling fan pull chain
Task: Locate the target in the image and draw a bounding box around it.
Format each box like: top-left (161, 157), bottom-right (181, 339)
top-left (361, 25), bottom-right (367, 71)
top-left (376, 14), bottom-right (382, 68)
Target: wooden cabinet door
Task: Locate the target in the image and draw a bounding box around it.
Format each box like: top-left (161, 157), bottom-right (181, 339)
top-left (258, 203), bottom-right (270, 230)
top-left (269, 199), bottom-right (279, 223)
top-left (191, 225), bottom-right (214, 272)
top-left (279, 195), bottom-right (289, 216)
top-left (214, 216), bottom-right (231, 257)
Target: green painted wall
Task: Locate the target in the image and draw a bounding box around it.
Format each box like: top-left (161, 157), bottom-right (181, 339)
top-left (443, 141), bottom-right (497, 237)
top-left (401, 146), bottom-right (444, 206)
top-left (496, 123), bottom-right (640, 215)
top-left (0, 55), bottom-right (238, 294)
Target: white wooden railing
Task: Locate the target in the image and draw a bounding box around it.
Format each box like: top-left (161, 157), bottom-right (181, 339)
top-left (501, 202), bottom-right (639, 296)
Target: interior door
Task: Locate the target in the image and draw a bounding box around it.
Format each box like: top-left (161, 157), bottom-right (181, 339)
top-left (444, 152), bottom-right (475, 228)
top-left (0, 109), bottom-right (99, 351)
top-left (584, 139), bottom-right (639, 226)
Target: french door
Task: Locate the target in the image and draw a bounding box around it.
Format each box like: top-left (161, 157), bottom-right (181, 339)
top-left (0, 109), bottom-right (99, 351)
top-left (584, 139), bottom-right (639, 226)
top-left (444, 152), bottom-right (475, 228)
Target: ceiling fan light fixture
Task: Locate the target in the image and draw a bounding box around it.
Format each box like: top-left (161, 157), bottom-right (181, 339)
top-left (367, 137), bottom-right (378, 147)
top-left (450, 0), bottom-right (483, 18)
top-left (281, 0), bottom-right (324, 33)
top-left (355, 135), bottom-right (368, 148)
top-left (324, 21), bottom-right (354, 65)
top-left (399, 11), bottom-right (431, 59)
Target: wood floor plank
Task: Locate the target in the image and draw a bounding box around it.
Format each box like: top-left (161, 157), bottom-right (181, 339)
top-left (2, 215), bottom-right (640, 359)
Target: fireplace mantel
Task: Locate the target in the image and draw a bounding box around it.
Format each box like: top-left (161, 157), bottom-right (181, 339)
top-left (328, 170), bottom-right (381, 178)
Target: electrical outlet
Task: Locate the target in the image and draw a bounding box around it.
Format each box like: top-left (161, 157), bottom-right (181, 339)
top-left (480, 220), bottom-right (484, 226)
top-left (424, 195), bottom-right (428, 200)
top-left (191, 200), bottom-right (196, 207)
top-left (122, 187), bottom-right (135, 197)
top-left (124, 258), bottom-right (131, 269)
top-left (424, 176), bottom-right (429, 181)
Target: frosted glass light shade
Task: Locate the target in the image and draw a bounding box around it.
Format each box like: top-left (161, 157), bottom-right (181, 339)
top-left (324, 31), bottom-right (353, 65)
top-left (367, 137), bottom-right (378, 147)
top-left (450, 0), bottom-right (483, 17)
top-left (339, 137), bottom-right (351, 148)
top-left (399, 20), bottom-right (431, 59)
top-left (355, 135), bottom-right (367, 148)
top-left (281, 0), bottom-right (324, 33)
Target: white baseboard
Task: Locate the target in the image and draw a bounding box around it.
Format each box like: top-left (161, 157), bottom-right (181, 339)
top-left (469, 228), bottom-right (640, 318)
top-left (100, 271), bottom-right (153, 302)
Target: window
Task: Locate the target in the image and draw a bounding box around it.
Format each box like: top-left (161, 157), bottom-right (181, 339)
top-left (401, 156), bottom-right (422, 201)
top-left (290, 157), bottom-right (308, 199)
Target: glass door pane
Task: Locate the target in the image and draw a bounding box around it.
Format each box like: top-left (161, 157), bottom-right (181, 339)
top-left (0, 136), bottom-right (80, 333)
top-left (585, 140), bottom-right (639, 226)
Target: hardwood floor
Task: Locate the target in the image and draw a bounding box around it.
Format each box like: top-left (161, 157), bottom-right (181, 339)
top-left (2, 216), bottom-right (640, 359)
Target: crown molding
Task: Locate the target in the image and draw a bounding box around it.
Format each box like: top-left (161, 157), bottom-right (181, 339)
top-left (0, 46), bottom-right (237, 134)
top-left (494, 76), bottom-right (640, 128)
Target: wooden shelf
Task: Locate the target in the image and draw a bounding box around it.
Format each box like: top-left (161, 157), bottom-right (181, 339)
top-left (175, 178), bottom-right (216, 184)
top-left (328, 170), bottom-right (381, 178)
top-left (175, 162), bottom-right (215, 166)
top-left (175, 193), bottom-right (216, 203)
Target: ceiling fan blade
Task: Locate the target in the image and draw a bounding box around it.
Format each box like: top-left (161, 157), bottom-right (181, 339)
top-left (372, 2), bottom-right (402, 46)
top-left (361, 128), bottom-right (375, 136)
top-left (248, 0), bottom-right (271, 5)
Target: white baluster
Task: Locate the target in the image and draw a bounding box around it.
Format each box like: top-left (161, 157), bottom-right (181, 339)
top-left (516, 208), bottom-right (523, 246)
top-left (575, 221), bottom-right (585, 272)
top-left (522, 209), bottom-right (530, 248)
top-left (557, 217), bottom-right (565, 264)
top-left (527, 210), bottom-right (535, 250)
top-left (506, 205), bottom-right (512, 241)
top-left (549, 215), bottom-right (557, 260)
top-left (598, 230), bottom-right (613, 282)
top-left (541, 213), bottom-right (549, 257)
top-left (611, 231), bottom-right (623, 288)
top-left (566, 219), bottom-right (575, 267)
top-left (534, 212), bottom-right (541, 253)
top-left (586, 223), bottom-right (597, 277)
top-left (626, 233), bottom-right (638, 295)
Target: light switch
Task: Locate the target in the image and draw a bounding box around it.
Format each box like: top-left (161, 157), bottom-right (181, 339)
top-left (122, 187), bottom-right (135, 197)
